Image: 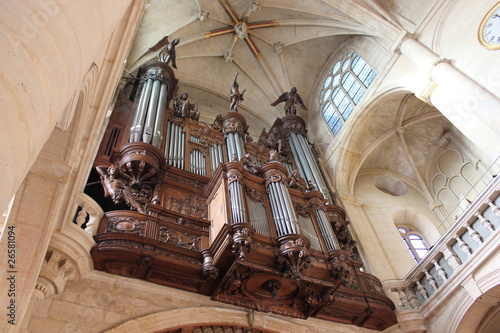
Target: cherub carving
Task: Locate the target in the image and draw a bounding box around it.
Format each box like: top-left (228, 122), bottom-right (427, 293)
top-left (271, 87), bottom-right (307, 115)
top-left (96, 164), bottom-right (124, 204)
top-left (173, 92), bottom-right (200, 120)
top-left (288, 169), bottom-right (308, 191)
top-left (259, 127), bottom-right (283, 153)
top-left (240, 153), bottom-right (259, 174)
top-left (96, 165), bottom-right (147, 213)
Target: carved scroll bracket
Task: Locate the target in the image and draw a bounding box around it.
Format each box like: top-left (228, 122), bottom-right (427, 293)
top-left (329, 250), bottom-right (352, 281)
top-left (214, 112), bottom-right (249, 137)
top-left (277, 235), bottom-right (311, 279)
top-left (231, 223), bottom-right (255, 260)
top-left (261, 162), bottom-right (289, 189)
top-left (202, 249), bottom-right (220, 280)
top-left (281, 115), bottom-right (307, 137)
top-left (307, 191), bottom-right (328, 211)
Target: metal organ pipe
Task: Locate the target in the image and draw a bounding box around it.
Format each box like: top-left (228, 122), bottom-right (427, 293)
top-left (167, 122), bottom-right (174, 164)
top-left (268, 183), bottom-right (285, 236)
top-left (143, 79), bottom-right (161, 144)
top-left (290, 133), bottom-right (315, 184)
top-left (217, 144), bottom-right (223, 165)
top-left (180, 131), bottom-right (185, 169)
top-left (298, 134), bottom-right (329, 199)
top-left (278, 181), bottom-right (299, 234)
top-left (235, 134), bottom-right (244, 160)
top-left (130, 79), bottom-right (152, 142)
top-left (153, 83), bottom-right (167, 148)
top-left (315, 210), bottom-right (340, 251)
top-left (172, 124), bottom-right (179, 167)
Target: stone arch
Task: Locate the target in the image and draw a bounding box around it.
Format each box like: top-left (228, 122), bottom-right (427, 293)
top-left (452, 273), bottom-right (500, 333)
top-left (102, 307), bottom-right (323, 333)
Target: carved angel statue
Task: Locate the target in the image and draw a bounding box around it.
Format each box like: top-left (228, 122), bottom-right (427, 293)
top-left (96, 165), bottom-right (125, 204)
top-left (271, 87), bottom-right (308, 115)
top-left (259, 127), bottom-right (283, 154)
top-left (230, 72), bottom-right (246, 112)
top-left (150, 36), bottom-right (180, 69)
top-left (96, 165), bottom-right (147, 213)
top-left (288, 169), bottom-right (308, 191)
top-left (173, 92), bottom-right (200, 120)
top-left (240, 153), bottom-right (259, 174)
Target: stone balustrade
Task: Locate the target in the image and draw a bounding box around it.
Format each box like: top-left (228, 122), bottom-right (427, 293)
top-left (389, 176), bottom-right (499, 311)
top-left (74, 193), bottom-right (104, 236)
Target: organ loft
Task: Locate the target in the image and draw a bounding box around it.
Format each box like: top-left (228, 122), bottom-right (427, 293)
top-left (87, 39), bottom-right (397, 331)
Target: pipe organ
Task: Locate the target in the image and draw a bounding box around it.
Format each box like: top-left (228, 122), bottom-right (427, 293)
top-left (89, 59), bottom-right (396, 330)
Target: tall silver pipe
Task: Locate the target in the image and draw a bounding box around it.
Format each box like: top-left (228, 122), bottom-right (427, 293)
top-left (274, 182), bottom-right (291, 234)
top-left (237, 181), bottom-right (245, 221)
top-left (229, 182), bottom-right (237, 223)
top-left (165, 121), bottom-right (172, 161)
top-left (278, 181), bottom-right (299, 234)
top-left (143, 79), bottom-right (161, 144)
top-left (268, 184), bottom-right (282, 236)
top-left (180, 131), bottom-right (185, 169)
top-left (197, 151), bottom-right (201, 175)
top-left (172, 124), bottom-right (179, 167)
top-left (131, 79), bottom-right (152, 142)
top-left (152, 83), bottom-right (168, 148)
top-left (194, 150), bottom-right (198, 174)
top-left (210, 146), bottom-right (215, 173)
top-left (167, 122), bottom-right (174, 164)
top-left (315, 210), bottom-right (340, 251)
top-left (298, 135), bottom-right (329, 197)
top-left (217, 144), bottom-right (223, 165)
top-left (270, 182), bottom-right (287, 236)
top-left (201, 153), bottom-right (206, 176)
top-left (290, 133), bottom-right (315, 183)
top-left (225, 135), bottom-right (232, 162)
top-left (236, 182), bottom-right (244, 223)
top-left (190, 150), bottom-right (194, 173)
top-left (288, 135), bottom-right (308, 181)
top-left (229, 133), bottom-right (236, 159)
top-left (235, 134), bottom-right (244, 160)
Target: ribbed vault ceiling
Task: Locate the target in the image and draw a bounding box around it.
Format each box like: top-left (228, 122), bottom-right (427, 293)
top-left (125, 0), bottom-right (401, 130)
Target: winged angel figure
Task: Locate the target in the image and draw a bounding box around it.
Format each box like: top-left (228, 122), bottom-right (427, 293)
top-left (271, 87), bottom-right (308, 115)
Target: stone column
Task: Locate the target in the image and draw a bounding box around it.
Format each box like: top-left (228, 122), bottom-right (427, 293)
top-left (0, 0), bottom-right (136, 213)
top-left (400, 38), bottom-right (500, 158)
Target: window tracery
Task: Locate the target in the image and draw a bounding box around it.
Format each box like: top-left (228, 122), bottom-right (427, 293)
top-left (398, 226), bottom-right (429, 263)
top-left (319, 52), bottom-right (376, 136)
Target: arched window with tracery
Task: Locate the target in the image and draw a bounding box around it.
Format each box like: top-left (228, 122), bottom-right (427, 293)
top-left (319, 52), bottom-right (376, 136)
top-left (398, 226), bottom-right (429, 263)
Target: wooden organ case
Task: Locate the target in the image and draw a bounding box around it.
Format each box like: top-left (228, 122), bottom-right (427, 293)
top-left (89, 60), bottom-right (397, 330)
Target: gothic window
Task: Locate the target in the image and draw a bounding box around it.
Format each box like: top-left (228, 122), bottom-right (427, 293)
top-left (319, 52), bottom-right (376, 136)
top-left (398, 227), bottom-right (429, 263)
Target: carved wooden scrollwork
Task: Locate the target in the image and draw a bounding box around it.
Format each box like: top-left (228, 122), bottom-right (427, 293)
top-left (277, 236), bottom-right (311, 279)
top-left (232, 225), bottom-right (254, 260)
top-left (227, 169), bottom-right (243, 184)
top-left (293, 201), bottom-right (309, 217)
top-left (245, 186), bottom-right (263, 202)
top-left (329, 250), bottom-right (352, 282)
top-left (202, 249), bottom-right (220, 280)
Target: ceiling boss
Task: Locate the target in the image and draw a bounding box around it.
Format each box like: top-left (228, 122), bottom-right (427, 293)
top-left (204, 0), bottom-right (279, 61)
